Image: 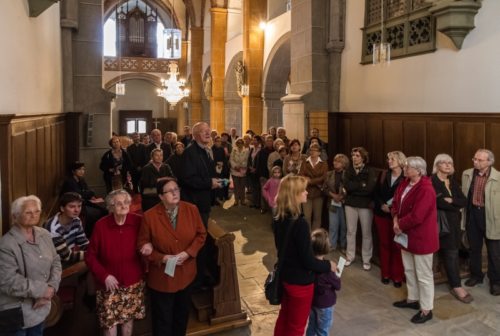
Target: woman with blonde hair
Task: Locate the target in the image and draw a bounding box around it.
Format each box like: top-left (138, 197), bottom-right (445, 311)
top-left (273, 175), bottom-right (337, 336)
top-left (373, 151), bottom-right (406, 287)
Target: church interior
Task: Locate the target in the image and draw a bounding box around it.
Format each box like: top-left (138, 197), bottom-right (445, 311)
top-left (1, 0), bottom-right (500, 335)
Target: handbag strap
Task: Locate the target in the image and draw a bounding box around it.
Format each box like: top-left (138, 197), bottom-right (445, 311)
top-left (276, 217), bottom-right (295, 271)
top-left (18, 243), bottom-right (27, 277)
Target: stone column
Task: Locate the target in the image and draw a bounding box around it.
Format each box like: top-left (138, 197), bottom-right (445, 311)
top-left (282, 0), bottom-right (329, 141)
top-left (242, 0), bottom-right (266, 134)
top-left (60, 0), bottom-right (78, 112)
top-left (190, 27), bottom-right (204, 125)
top-left (327, 0), bottom-right (345, 113)
top-left (210, 7), bottom-right (228, 132)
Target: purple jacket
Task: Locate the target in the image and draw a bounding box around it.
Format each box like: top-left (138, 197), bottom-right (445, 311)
top-left (312, 271), bottom-right (341, 308)
top-left (262, 177), bottom-right (281, 208)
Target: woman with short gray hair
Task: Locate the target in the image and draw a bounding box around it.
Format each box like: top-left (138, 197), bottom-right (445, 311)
top-left (392, 156), bottom-right (438, 324)
top-left (85, 189), bottom-right (145, 336)
top-left (0, 195), bottom-right (62, 335)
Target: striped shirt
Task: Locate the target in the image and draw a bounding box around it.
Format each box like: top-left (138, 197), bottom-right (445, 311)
top-left (44, 213), bottom-right (89, 264)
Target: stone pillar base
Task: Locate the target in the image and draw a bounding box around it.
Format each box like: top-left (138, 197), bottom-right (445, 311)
top-left (281, 94), bottom-right (306, 143)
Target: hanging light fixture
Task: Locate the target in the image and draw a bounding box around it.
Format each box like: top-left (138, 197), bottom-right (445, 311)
top-left (162, 0), bottom-right (182, 59)
top-left (157, 61), bottom-right (190, 108)
top-left (373, 0), bottom-right (390, 65)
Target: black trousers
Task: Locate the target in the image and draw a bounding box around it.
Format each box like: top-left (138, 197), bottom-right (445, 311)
top-left (439, 248), bottom-right (461, 288)
top-left (467, 206), bottom-right (500, 285)
top-left (149, 286), bottom-right (192, 336)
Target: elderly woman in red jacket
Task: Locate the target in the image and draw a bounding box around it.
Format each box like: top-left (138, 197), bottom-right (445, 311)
top-left (137, 178), bottom-right (206, 336)
top-left (391, 156), bottom-right (438, 324)
top-left (85, 189), bottom-right (145, 336)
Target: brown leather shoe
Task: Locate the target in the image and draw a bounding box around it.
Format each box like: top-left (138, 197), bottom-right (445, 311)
top-left (450, 289), bottom-right (473, 303)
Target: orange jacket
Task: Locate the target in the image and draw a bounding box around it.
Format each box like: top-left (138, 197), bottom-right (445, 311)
top-left (137, 201), bottom-right (207, 292)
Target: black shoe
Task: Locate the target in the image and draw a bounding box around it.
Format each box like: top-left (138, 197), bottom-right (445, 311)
top-left (381, 278), bottom-right (390, 285)
top-left (393, 299), bottom-right (419, 310)
top-left (393, 281), bottom-right (402, 288)
top-left (411, 310), bottom-right (432, 324)
top-left (464, 277), bottom-right (483, 287)
top-left (490, 284), bottom-right (500, 296)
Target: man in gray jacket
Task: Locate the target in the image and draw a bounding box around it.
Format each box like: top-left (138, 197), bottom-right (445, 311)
top-left (462, 149), bottom-right (500, 296)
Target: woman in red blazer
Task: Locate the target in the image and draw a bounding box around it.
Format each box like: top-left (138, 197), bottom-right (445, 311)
top-left (391, 156), bottom-right (438, 324)
top-left (137, 178), bottom-right (207, 336)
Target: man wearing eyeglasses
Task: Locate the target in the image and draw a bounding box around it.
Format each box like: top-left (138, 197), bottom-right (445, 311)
top-left (462, 149), bottom-right (500, 296)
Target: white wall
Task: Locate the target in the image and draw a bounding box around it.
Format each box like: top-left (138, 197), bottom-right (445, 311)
top-left (0, 2), bottom-right (62, 115)
top-left (341, 0), bottom-right (500, 113)
top-left (263, 11), bottom-right (290, 70)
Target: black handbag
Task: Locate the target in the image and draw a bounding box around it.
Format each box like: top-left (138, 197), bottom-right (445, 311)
top-left (265, 219), bottom-right (294, 305)
top-left (437, 210), bottom-right (450, 237)
top-left (0, 306), bottom-right (24, 332)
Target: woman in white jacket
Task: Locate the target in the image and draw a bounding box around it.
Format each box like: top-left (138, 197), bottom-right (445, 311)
top-left (230, 138), bottom-right (250, 206)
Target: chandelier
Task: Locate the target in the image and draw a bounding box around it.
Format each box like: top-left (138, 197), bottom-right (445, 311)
top-left (157, 62), bottom-right (190, 108)
top-left (373, 0), bottom-right (391, 65)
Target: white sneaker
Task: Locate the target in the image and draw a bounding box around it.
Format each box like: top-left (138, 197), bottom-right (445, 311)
top-left (363, 263), bottom-right (371, 271)
top-left (345, 259), bottom-right (353, 267)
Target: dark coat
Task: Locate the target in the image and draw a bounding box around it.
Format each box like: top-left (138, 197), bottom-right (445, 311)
top-left (373, 169), bottom-right (404, 218)
top-left (166, 153), bottom-right (184, 180)
top-left (343, 165), bottom-right (378, 208)
top-left (180, 142), bottom-right (216, 214)
top-left (431, 174), bottom-right (467, 250)
top-left (99, 148), bottom-right (133, 191)
top-left (126, 143), bottom-right (148, 170)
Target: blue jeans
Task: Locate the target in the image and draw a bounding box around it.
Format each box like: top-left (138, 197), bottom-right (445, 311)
top-left (306, 306), bottom-right (334, 336)
top-left (329, 206), bottom-right (346, 250)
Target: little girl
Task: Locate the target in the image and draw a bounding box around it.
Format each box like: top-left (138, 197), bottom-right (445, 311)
top-left (306, 229), bottom-right (341, 336)
top-left (262, 166), bottom-right (282, 216)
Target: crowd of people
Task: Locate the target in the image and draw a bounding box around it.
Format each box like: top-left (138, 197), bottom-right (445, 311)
top-left (0, 120), bottom-right (498, 335)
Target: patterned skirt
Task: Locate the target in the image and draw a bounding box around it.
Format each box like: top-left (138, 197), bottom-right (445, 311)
top-left (96, 280), bottom-right (146, 329)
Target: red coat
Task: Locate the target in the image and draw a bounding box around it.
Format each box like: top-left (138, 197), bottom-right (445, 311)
top-left (137, 201), bottom-right (207, 293)
top-left (391, 176), bottom-right (439, 255)
top-left (85, 213), bottom-right (144, 290)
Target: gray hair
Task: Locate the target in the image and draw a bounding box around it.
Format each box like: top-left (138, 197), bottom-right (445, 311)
top-left (476, 149), bottom-right (495, 165)
top-left (105, 189), bottom-right (132, 212)
top-left (11, 195), bottom-right (42, 226)
top-left (432, 153), bottom-right (454, 175)
top-left (406, 156), bottom-right (427, 176)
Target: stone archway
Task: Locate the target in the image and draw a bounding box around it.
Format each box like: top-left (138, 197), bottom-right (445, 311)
top-left (224, 51), bottom-right (243, 134)
top-left (262, 33), bottom-right (291, 130)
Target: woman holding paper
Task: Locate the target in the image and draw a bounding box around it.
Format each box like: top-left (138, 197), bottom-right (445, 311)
top-left (373, 151), bottom-right (406, 288)
top-left (85, 189), bottom-right (145, 336)
top-left (391, 156), bottom-right (438, 324)
top-left (137, 178), bottom-right (207, 336)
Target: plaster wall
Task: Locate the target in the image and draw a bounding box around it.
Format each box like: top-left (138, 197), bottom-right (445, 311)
top-left (227, 3), bottom-right (242, 41)
top-left (0, 2), bottom-right (62, 115)
top-left (341, 0), bottom-right (500, 113)
top-left (268, 0), bottom-right (289, 21)
top-left (110, 79), bottom-right (174, 135)
top-left (263, 11), bottom-right (291, 73)
top-left (225, 34), bottom-right (243, 75)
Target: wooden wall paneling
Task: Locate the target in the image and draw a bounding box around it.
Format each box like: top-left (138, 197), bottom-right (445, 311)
top-left (365, 118), bottom-right (384, 168)
top-left (349, 117), bottom-right (366, 150)
top-left (403, 120), bottom-right (426, 159)
top-left (454, 122), bottom-right (485, 177)
top-left (26, 129), bottom-right (37, 196)
top-left (337, 118), bottom-right (351, 156)
top-left (426, 121), bottom-right (454, 168)
top-left (36, 127), bottom-right (47, 202)
top-left (12, 133), bottom-right (27, 200)
top-left (489, 123), bottom-right (500, 160)
top-left (382, 119), bottom-right (403, 155)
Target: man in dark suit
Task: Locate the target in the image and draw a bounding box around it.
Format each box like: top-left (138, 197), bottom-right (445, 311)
top-left (180, 125), bottom-right (193, 147)
top-left (180, 122), bottom-right (221, 289)
top-left (126, 132), bottom-right (148, 193)
top-left (146, 128), bottom-right (172, 162)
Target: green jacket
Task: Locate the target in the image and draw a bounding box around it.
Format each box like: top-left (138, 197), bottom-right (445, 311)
top-left (462, 167), bottom-right (500, 239)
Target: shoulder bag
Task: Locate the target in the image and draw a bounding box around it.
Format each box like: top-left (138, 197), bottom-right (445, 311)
top-left (437, 209), bottom-right (450, 237)
top-left (265, 218), bottom-right (294, 305)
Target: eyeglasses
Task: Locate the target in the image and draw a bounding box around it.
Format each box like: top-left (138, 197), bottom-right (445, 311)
top-left (111, 201), bottom-right (131, 207)
top-left (472, 157), bottom-right (488, 162)
top-left (162, 187), bottom-right (181, 195)
top-left (23, 210), bottom-right (41, 216)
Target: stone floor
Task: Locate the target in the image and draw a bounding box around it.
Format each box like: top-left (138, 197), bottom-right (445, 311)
top-left (211, 205), bottom-right (500, 336)
top-left (46, 202), bottom-right (500, 335)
